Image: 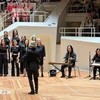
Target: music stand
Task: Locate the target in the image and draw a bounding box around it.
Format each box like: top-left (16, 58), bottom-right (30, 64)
top-left (84, 51), bottom-right (93, 78)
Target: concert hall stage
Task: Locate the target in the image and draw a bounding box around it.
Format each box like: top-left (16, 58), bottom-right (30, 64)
top-left (0, 71), bottom-right (100, 100)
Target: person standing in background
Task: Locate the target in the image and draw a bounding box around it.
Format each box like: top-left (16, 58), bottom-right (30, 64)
top-left (0, 39), bottom-right (8, 76)
top-left (23, 39), bottom-right (29, 77)
top-left (12, 29), bottom-right (20, 45)
top-left (36, 38), bottom-right (46, 77)
top-left (19, 36), bottom-right (26, 74)
top-left (10, 39), bottom-right (20, 76)
top-left (2, 31), bottom-right (10, 63)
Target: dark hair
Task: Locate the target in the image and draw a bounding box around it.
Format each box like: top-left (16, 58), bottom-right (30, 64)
top-left (1, 39), bottom-right (6, 46)
top-left (25, 39), bottom-right (29, 47)
top-left (31, 37), bottom-right (36, 41)
top-left (4, 31), bottom-right (8, 34)
top-left (24, 36), bottom-right (26, 40)
top-left (67, 45), bottom-right (74, 53)
top-left (95, 48), bottom-right (100, 55)
top-left (12, 29), bottom-right (18, 38)
top-left (12, 39), bottom-right (17, 46)
top-left (4, 31), bottom-right (8, 37)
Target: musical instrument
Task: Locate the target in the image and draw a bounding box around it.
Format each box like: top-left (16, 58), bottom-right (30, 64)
top-left (90, 63), bottom-right (100, 67)
top-left (67, 53), bottom-right (71, 65)
top-left (49, 62), bottom-right (68, 65)
top-left (48, 61), bottom-right (68, 77)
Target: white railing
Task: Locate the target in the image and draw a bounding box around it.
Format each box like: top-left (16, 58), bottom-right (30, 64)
top-left (59, 27), bottom-right (96, 37)
top-left (68, 6), bottom-right (87, 13)
top-left (29, 11), bottom-right (49, 22)
top-left (0, 0), bottom-right (48, 31)
top-left (0, 10), bottom-right (49, 31)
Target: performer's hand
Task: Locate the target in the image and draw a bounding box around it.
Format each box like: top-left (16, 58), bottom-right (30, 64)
top-left (63, 60), bottom-right (66, 63)
top-left (17, 57), bottom-right (19, 61)
top-left (43, 56), bottom-right (46, 60)
top-left (17, 60), bottom-right (19, 63)
top-left (91, 61), bottom-right (93, 64)
top-left (69, 57), bottom-right (73, 60)
top-left (10, 57), bottom-right (13, 61)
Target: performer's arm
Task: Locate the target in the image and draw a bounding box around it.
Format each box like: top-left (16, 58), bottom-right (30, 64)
top-left (63, 53), bottom-right (68, 62)
top-left (70, 53), bottom-right (76, 61)
top-left (19, 52), bottom-right (28, 62)
top-left (91, 55), bottom-right (96, 63)
top-left (42, 45), bottom-right (46, 60)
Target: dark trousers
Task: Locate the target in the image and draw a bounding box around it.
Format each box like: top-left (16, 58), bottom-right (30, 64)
top-left (61, 63), bottom-right (74, 77)
top-left (20, 52), bottom-right (25, 74)
top-left (0, 53), bottom-right (8, 75)
top-left (27, 68), bottom-right (38, 92)
top-left (93, 66), bottom-right (100, 79)
top-left (11, 59), bottom-right (19, 76)
top-left (20, 62), bottom-right (24, 74)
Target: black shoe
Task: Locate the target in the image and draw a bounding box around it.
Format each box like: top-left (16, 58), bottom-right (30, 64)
top-left (38, 72), bottom-right (39, 77)
top-left (60, 76), bottom-right (65, 78)
top-left (35, 89), bottom-right (38, 94)
top-left (4, 74), bottom-right (7, 76)
top-left (93, 77), bottom-right (96, 80)
top-left (68, 76), bottom-right (72, 78)
top-left (28, 91), bottom-right (35, 95)
top-left (41, 74), bottom-right (44, 77)
top-left (17, 74), bottom-right (20, 77)
top-left (0, 74), bottom-right (3, 76)
top-left (11, 74), bottom-right (15, 76)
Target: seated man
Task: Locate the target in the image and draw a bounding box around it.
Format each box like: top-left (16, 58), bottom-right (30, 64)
top-left (91, 48), bottom-right (100, 80)
top-left (61, 45), bottom-right (76, 78)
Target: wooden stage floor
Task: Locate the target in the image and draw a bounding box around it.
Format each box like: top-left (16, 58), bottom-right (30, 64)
top-left (0, 70), bottom-right (100, 100)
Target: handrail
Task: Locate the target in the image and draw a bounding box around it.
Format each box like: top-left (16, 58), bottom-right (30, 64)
top-left (59, 27), bottom-right (96, 37)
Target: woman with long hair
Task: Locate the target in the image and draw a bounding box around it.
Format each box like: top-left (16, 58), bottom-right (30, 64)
top-left (12, 29), bottom-right (20, 44)
top-left (0, 39), bottom-right (8, 76)
top-left (19, 36), bottom-right (26, 74)
top-left (61, 45), bottom-right (76, 78)
top-left (23, 39), bottom-right (29, 77)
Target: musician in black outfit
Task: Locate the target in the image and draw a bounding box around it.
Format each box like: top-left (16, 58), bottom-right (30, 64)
top-left (0, 39), bottom-right (8, 76)
top-left (91, 48), bottom-right (100, 80)
top-left (19, 36), bottom-right (26, 74)
top-left (19, 41), bottom-right (40, 95)
top-left (10, 39), bottom-right (20, 76)
top-left (36, 38), bottom-right (46, 77)
top-left (61, 45), bottom-right (76, 78)
top-left (3, 31), bottom-right (10, 63)
top-left (12, 29), bottom-right (20, 44)
top-left (23, 39), bottom-right (29, 77)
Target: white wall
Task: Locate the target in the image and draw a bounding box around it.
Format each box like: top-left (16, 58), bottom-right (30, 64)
top-left (61, 37), bottom-right (100, 71)
top-left (6, 26), bottom-right (57, 72)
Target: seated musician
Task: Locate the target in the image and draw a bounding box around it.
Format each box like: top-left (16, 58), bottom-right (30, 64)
top-left (61, 45), bottom-right (76, 78)
top-left (91, 48), bottom-right (100, 80)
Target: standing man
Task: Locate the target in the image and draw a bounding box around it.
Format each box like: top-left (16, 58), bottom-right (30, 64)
top-left (19, 41), bottom-right (40, 95)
